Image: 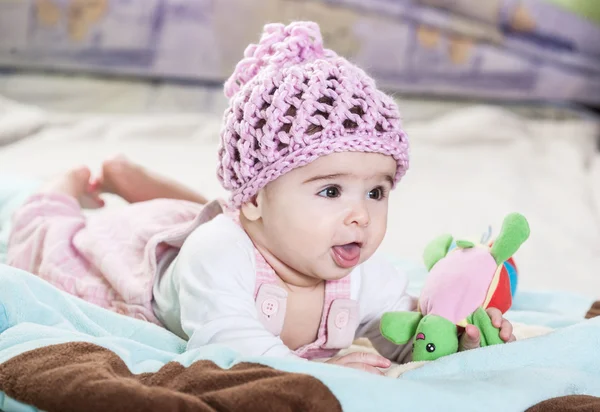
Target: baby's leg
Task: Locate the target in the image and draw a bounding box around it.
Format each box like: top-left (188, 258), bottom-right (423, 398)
top-left (7, 166), bottom-right (102, 278)
top-left (98, 156), bottom-right (208, 204)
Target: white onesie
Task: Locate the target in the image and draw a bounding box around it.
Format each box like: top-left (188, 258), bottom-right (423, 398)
top-left (152, 213), bottom-right (415, 362)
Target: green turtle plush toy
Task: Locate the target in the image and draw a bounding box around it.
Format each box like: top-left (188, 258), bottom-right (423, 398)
top-left (380, 213), bottom-right (530, 362)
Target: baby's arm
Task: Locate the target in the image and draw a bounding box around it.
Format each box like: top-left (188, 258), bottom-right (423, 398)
top-left (172, 219), bottom-right (300, 359)
top-left (354, 253), bottom-right (417, 364)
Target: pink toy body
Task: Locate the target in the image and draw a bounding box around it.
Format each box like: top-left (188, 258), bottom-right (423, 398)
top-left (418, 247), bottom-right (498, 325)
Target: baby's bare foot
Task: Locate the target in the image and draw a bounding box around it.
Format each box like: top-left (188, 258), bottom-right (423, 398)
top-left (97, 155), bottom-right (208, 204)
top-left (42, 166), bottom-right (105, 209)
top-left (97, 155), bottom-right (154, 203)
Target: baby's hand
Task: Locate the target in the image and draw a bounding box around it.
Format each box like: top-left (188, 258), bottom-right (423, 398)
top-left (325, 352), bottom-right (391, 375)
top-left (458, 307), bottom-right (516, 351)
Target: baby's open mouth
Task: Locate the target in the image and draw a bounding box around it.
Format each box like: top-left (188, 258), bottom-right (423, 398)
top-left (331, 242), bottom-right (362, 269)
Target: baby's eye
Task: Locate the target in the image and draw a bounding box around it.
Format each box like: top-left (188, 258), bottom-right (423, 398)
top-left (318, 186), bottom-right (341, 198)
top-left (368, 187), bottom-right (385, 200)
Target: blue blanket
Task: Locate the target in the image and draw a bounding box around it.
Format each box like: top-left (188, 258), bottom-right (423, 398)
top-left (1, 264), bottom-right (599, 412)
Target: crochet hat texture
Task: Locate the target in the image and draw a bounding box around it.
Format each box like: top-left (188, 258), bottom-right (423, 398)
top-left (217, 21), bottom-right (409, 207)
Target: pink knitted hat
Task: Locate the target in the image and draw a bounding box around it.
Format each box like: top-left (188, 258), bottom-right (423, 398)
top-left (217, 21), bottom-right (409, 207)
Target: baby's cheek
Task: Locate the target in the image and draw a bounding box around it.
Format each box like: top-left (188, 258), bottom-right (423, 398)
top-left (369, 222), bottom-right (387, 247)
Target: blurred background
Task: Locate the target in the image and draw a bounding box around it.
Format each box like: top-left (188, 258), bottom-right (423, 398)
top-left (0, 0), bottom-right (599, 296)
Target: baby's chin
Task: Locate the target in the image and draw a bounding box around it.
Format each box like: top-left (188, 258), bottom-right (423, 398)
top-left (313, 261), bottom-right (358, 281)
top-left (301, 250), bottom-right (370, 281)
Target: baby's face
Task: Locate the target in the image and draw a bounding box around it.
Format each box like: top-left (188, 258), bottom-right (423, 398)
top-left (253, 152), bottom-right (396, 281)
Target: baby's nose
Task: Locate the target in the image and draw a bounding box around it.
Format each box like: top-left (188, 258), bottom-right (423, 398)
top-left (345, 200), bottom-right (370, 227)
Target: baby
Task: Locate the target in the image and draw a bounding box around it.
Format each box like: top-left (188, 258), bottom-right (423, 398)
top-left (6, 21), bottom-right (514, 374)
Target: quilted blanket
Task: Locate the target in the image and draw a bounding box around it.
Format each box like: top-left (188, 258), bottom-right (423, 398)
top-left (1, 264), bottom-right (600, 412)
top-left (0, 341), bottom-right (340, 412)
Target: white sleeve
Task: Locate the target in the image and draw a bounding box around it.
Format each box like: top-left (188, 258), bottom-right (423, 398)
top-left (354, 253), bottom-right (417, 364)
top-left (172, 216), bottom-right (301, 359)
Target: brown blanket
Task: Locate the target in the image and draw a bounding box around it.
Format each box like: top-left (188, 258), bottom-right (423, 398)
top-left (0, 342), bottom-right (342, 412)
top-left (527, 395), bottom-right (600, 411)
top-left (586, 301), bottom-right (600, 319)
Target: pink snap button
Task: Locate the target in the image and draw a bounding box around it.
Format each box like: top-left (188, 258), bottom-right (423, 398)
top-left (261, 299), bottom-right (279, 316)
top-left (335, 310), bottom-right (349, 328)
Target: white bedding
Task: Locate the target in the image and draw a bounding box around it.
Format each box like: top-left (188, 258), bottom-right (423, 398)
top-left (0, 94), bottom-right (598, 298)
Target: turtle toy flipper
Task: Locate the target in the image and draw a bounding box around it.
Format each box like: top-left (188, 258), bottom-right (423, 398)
top-left (490, 213), bottom-right (530, 265)
top-left (467, 307), bottom-right (504, 347)
top-left (381, 312), bottom-right (422, 345)
top-left (381, 212), bottom-right (529, 362)
top-left (423, 234), bottom-right (453, 271)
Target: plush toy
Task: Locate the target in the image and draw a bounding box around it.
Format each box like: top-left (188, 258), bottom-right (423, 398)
top-left (380, 213), bottom-right (530, 362)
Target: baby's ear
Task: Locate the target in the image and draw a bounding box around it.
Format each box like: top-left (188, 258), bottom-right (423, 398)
top-left (240, 193), bottom-right (263, 221)
top-left (380, 312), bottom-right (422, 345)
